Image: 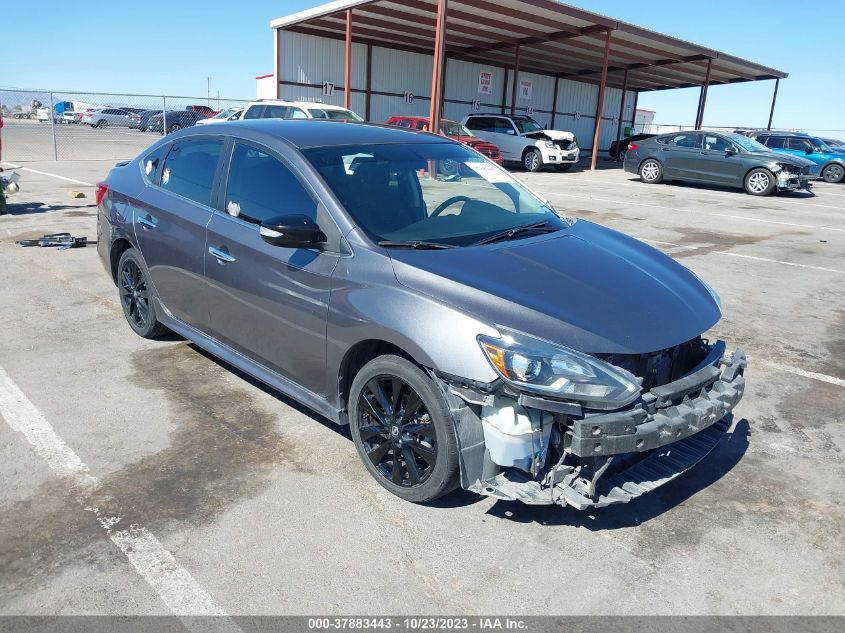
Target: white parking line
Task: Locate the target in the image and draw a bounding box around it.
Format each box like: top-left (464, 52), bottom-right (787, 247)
top-left (713, 252), bottom-right (845, 274)
top-left (764, 362), bottom-right (845, 387)
top-left (0, 365), bottom-right (240, 627)
top-left (550, 192), bottom-right (845, 232)
top-left (2, 162), bottom-right (94, 187)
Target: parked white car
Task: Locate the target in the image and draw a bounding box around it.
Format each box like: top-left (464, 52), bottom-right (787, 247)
top-left (241, 100), bottom-right (363, 122)
top-left (195, 107), bottom-right (245, 126)
top-left (462, 113), bottom-right (580, 172)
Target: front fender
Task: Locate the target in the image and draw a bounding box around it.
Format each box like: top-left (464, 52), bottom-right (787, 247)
top-left (326, 246), bottom-right (499, 410)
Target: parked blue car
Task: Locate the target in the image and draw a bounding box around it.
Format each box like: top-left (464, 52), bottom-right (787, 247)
top-left (751, 131), bottom-right (845, 183)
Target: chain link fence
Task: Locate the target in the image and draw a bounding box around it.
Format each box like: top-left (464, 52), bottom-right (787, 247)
top-left (0, 89), bottom-right (251, 162)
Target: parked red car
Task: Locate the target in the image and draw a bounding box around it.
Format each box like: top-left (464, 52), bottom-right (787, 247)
top-left (186, 105), bottom-right (219, 117)
top-left (386, 116), bottom-right (502, 165)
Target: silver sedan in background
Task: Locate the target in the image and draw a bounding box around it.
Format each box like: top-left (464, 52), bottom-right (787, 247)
top-left (80, 108), bottom-right (134, 129)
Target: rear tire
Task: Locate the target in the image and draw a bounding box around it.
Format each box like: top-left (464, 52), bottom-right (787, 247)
top-left (97, 120), bottom-right (108, 129)
top-left (117, 249), bottom-right (169, 339)
top-left (744, 168), bottom-right (776, 196)
top-left (821, 163), bottom-right (845, 183)
top-left (523, 148), bottom-right (543, 172)
top-left (349, 355), bottom-right (460, 503)
top-left (639, 159), bottom-right (663, 184)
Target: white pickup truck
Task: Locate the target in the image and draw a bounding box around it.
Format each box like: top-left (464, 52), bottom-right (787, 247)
top-left (462, 113), bottom-right (580, 172)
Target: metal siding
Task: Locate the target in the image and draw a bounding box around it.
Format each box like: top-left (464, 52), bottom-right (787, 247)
top-left (281, 31), bottom-right (367, 90)
top-left (369, 94), bottom-right (430, 125)
top-left (371, 46), bottom-right (432, 97)
top-left (444, 59), bottom-right (506, 119)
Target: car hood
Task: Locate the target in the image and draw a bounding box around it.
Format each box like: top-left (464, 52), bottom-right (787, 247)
top-left (388, 221), bottom-right (721, 355)
top-left (523, 130), bottom-right (575, 141)
top-left (748, 151), bottom-right (816, 168)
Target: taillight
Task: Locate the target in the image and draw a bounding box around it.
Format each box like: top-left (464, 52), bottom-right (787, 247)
top-left (95, 182), bottom-right (108, 207)
top-left (628, 143), bottom-right (638, 152)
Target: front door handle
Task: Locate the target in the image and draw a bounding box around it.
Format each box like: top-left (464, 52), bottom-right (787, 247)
top-left (138, 214), bottom-right (157, 230)
top-left (209, 246), bottom-right (236, 264)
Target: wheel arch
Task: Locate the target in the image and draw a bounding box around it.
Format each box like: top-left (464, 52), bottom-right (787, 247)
top-left (109, 237), bottom-right (134, 286)
top-left (821, 161), bottom-right (845, 181)
top-left (337, 340), bottom-right (422, 421)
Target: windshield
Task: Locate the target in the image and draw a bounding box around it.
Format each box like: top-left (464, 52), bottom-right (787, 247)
top-left (213, 109), bottom-right (235, 119)
top-left (807, 137), bottom-right (833, 152)
top-left (512, 116), bottom-right (544, 134)
top-left (303, 142), bottom-right (569, 247)
top-left (307, 108), bottom-right (364, 121)
top-left (440, 119), bottom-right (473, 137)
top-left (729, 134), bottom-right (771, 153)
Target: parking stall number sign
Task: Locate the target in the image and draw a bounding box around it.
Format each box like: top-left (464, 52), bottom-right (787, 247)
top-left (404, 91), bottom-right (415, 104)
top-left (472, 99), bottom-right (481, 111)
top-left (527, 105), bottom-right (535, 115)
top-left (519, 79), bottom-right (533, 101)
top-left (478, 71), bottom-right (493, 95)
top-left (322, 82), bottom-right (335, 96)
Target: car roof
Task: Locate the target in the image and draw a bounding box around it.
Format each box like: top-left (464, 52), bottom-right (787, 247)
top-left (190, 119), bottom-right (453, 149)
top-left (247, 100), bottom-right (353, 111)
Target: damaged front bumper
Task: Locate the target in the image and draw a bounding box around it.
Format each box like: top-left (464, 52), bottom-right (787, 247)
top-left (439, 344), bottom-right (747, 510)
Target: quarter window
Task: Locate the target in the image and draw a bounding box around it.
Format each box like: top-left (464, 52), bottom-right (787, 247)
top-left (225, 144), bottom-right (317, 224)
top-left (160, 139), bottom-right (224, 206)
top-left (141, 144), bottom-right (170, 185)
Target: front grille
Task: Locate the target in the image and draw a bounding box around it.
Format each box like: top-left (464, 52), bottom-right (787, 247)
top-left (595, 337), bottom-right (710, 391)
top-left (480, 148), bottom-right (500, 159)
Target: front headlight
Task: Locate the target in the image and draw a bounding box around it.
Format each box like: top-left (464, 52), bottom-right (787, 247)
top-left (544, 141), bottom-right (556, 149)
top-left (478, 331), bottom-right (641, 409)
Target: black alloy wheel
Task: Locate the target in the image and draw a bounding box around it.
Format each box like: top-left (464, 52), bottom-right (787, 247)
top-left (358, 376), bottom-right (437, 487)
top-left (117, 249), bottom-right (168, 339)
top-left (349, 355), bottom-right (459, 503)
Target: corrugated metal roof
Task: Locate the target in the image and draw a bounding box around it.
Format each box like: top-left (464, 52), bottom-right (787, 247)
top-left (270, 0), bottom-right (786, 92)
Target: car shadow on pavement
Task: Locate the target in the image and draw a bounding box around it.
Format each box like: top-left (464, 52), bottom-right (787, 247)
top-left (2, 200), bottom-right (86, 215)
top-left (484, 417), bottom-right (750, 528)
top-left (187, 343), bottom-right (352, 442)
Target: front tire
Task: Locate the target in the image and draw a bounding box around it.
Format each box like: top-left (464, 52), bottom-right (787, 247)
top-left (821, 163), bottom-right (845, 184)
top-left (639, 159), bottom-right (663, 184)
top-left (349, 355), bottom-right (460, 503)
top-left (744, 168), bottom-right (776, 196)
top-left (523, 148), bottom-right (543, 172)
top-left (117, 249), bottom-right (169, 339)
top-left (97, 120), bottom-right (108, 129)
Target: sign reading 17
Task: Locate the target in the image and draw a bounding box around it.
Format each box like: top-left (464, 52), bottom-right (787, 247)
top-left (323, 82), bottom-right (335, 96)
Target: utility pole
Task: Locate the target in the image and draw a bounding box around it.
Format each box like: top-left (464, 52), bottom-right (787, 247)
top-left (207, 77), bottom-right (211, 107)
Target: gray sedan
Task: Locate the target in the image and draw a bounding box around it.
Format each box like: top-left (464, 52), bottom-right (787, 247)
top-left (624, 131), bottom-right (816, 195)
top-left (96, 120), bottom-right (745, 510)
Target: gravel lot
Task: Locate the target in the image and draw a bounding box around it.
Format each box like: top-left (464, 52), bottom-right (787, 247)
top-left (1, 146), bottom-right (844, 617)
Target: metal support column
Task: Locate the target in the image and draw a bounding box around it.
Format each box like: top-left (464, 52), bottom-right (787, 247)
top-left (615, 69), bottom-right (629, 152)
top-left (590, 30), bottom-right (612, 171)
top-left (630, 90), bottom-right (639, 133)
top-left (162, 97), bottom-right (167, 136)
top-left (365, 44), bottom-right (373, 121)
top-left (510, 45), bottom-right (521, 116)
top-left (767, 78), bottom-right (780, 130)
top-left (695, 58), bottom-right (712, 130)
top-left (428, 0), bottom-right (448, 135)
top-left (551, 76), bottom-right (559, 129)
top-left (344, 10), bottom-right (353, 110)
top-left (501, 68), bottom-right (509, 114)
top-left (275, 29), bottom-right (282, 100)
top-left (49, 92), bottom-right (57, 161)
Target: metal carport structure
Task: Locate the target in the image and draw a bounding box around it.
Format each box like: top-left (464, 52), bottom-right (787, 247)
top-left (270, 0), bottom-right (787, 170)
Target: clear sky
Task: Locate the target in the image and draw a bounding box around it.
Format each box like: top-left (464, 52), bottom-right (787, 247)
top-left (2, 1), bottom-right (842, 134)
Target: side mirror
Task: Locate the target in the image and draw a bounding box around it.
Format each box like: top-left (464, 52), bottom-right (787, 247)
top-left (806, 148), bottom-right (816, 155)
top-left (725, 147), bottom-right (737, 156)
top-left (259, 214), bottom-right (326, 248)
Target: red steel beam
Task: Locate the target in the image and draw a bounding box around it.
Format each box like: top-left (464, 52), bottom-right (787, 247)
top-left (344, 10), bottom-right (353, 109)
top-left (591, 29), bottom-right (613, 171)
top-left (275, 28), bottom-right (282, 99)
top-left (429, 0), bottom-right (448, 135)
top-left (615, 68), bottom-right (629, 150)
top-left (695, 57), bottom-right (713, 129)
top-left (767, 78), bottom-right (780, 130)
top-left (510, 44), bottom-right (521, 116)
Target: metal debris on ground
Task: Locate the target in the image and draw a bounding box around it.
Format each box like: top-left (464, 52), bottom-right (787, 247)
top-left (17, 233), bottom-right (89, 249)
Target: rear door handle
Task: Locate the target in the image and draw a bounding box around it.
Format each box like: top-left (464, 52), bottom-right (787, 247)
top-left (209, 246), bottom-right (236, 264)
top-left (138, 214), bottom-right (157, 230)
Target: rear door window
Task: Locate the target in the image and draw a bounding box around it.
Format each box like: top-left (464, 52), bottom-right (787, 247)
top-left (224, 143), bottom-right (317, 224)
top-left (665, 133), bottom-right (700, 148)
top-left (160, 139), bottom-right (225, 207)
top-left (261, 105), bottom-right (291, 119)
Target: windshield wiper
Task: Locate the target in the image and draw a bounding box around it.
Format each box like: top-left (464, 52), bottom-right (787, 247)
top-left (378, 240), bottom-right (457, 250)
top-left (471, 221), bottom-right (559, 246)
